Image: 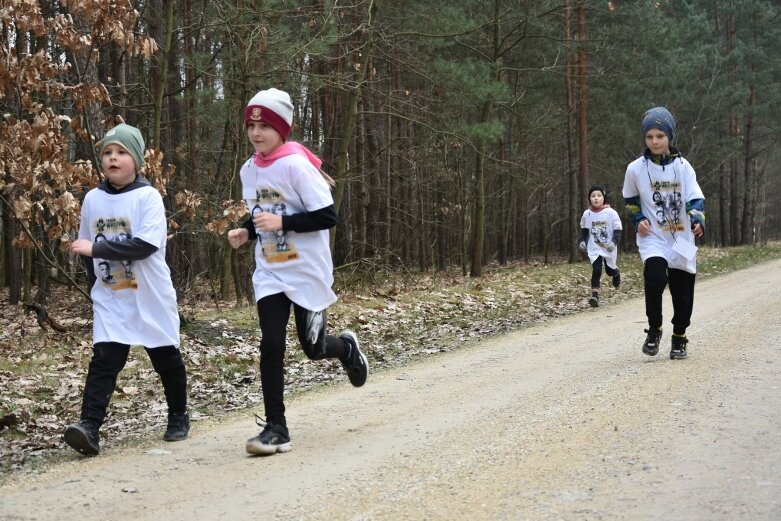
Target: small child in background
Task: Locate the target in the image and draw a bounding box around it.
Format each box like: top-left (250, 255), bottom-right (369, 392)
top-left (65, 124), bottom-right (189, 456)
top-left (579, 185), bottom-right (622, 307)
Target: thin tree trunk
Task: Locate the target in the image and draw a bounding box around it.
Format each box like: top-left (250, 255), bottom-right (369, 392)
top-left (565, 0), bottom-right (578, 263)
top-left (333, 0), bottom-right (377, 216)
top-left (151, 0), bottom-right (176, 148)
top-left (576, 0), bottom-right (589, 205)
top-left (469, 102), bottom-right (491, 277)
top-left (719, 162), bottom-right (728, 247)
top-left (740, 84), bottom-right (755, 244)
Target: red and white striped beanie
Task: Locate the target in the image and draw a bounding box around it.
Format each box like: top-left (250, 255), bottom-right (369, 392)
top-left (244, 88), bottom-right (294, 140)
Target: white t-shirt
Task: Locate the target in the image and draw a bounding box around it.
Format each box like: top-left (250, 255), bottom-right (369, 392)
top-left (580, 207), bottom-right (622, 269)
top-left (79, 184), bottom-right (180, 347)
top-left (622, 155), bottom-right (704, 274)
top-left (240, 154), bottom-right (336, 312)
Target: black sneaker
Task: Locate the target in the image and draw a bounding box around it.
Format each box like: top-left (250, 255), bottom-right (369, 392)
top-left (64, 420), bottom-right (100, 456)
top-left (163, 411), bottom-right (190, 441)
top-left (588, 295), bottom-right (599, 308)
top-left (670, 335), bottom-right (689, 360)
top-left (642, 328), bottom-right (662, 356)
top-left (612, 272), bottom-right (621, 288)
top-left (246, 417), bottom-right (292, 456)
top-left (339, 330), bottom-right (368, 387)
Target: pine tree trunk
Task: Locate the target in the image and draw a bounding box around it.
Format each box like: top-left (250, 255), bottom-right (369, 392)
top-left (576, 0), bottom-right (590, 205)
top-left (740, 85), bottom-right (756, 244)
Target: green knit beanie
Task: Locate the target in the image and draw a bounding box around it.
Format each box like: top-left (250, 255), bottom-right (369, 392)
top-left (99, 124), bottom-right (145, 170)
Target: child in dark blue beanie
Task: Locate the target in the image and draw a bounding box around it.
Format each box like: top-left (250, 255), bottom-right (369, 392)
top-left (622, 106), bottom-right (705, 360)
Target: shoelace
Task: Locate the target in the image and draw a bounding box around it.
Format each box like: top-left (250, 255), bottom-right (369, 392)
top-left (253, 413), bottom-right (267, 429)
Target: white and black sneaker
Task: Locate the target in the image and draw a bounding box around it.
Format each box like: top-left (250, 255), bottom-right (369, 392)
top-left (670, 334), bottom-right (689, 360)
top-left (246, 416), bottom-right (292, 456)
top-left (642, 327), bottom-right (662, 356)
top-left (339, 330), bottom-right (368, 387)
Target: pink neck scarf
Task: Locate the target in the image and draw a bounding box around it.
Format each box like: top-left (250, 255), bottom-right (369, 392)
top-left (253, 141), bottom-right (323, 170)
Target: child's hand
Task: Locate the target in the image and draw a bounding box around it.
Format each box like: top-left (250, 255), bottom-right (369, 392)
top-left (603, 242), bottom-right (615, 252)
top-left (637, 219), bottom-right (651, 236)
top-left (71, 239), bottom-right (94, 257)
top-left (227, 228), bottom-right (249, 249)
top-left (579, 241), bottom-right (587, 253)
top-left (253, 212), bottom-right (283, 232)
top-left (692, 223), bottom-right (704, 237)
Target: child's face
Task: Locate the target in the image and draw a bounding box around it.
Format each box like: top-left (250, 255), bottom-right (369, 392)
top-left (247, 122), bottom-right (284, 155)
top-left (645, 128), bottom-right (670, 156)
top-left (590, 191), bottom-right (604, 208)
top-left (101, 143), bottom-right (137, 188)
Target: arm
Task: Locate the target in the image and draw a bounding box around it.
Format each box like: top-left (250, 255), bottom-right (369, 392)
top-left (687, 198), bottom-right (705, 237)
top-left (71, 237), bottom-right (158, 261)
top-left (579, 228), bottom-right (589, 253)
top-left (612, 228), bottom-right (622, 247)
top-left (254, 205), bottom-right (338, 233)
top-left (242, 217), bottom-right (258, 240)
top-left (82, 255), bottom-right (97, 290)
top-left (282, 205), bottom-right (337, 232)
top-left (92, 238), bottom-right (158, 261)
top-left (623, 195), bottom-right (648, 232)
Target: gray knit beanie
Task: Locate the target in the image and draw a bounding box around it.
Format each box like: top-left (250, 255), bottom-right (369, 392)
top-left (99, 124), bottom-right (145, 170)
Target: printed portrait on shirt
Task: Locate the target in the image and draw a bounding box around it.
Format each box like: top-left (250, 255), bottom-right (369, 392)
top-left (651, 180), bottom-right (684, 232)
top-left (90, 216), bottom-right (138, 290)
top-left (252, 188), bottom-right (299, 263)
top-left (590, 220), bottom-right (610, 246)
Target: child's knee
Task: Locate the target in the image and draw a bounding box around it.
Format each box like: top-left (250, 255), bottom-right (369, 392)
top-left (301, 340), bottom-right (328, 360)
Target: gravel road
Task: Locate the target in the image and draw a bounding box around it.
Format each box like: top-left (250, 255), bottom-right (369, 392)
top-left (1, 259), bottom-right (780, 520)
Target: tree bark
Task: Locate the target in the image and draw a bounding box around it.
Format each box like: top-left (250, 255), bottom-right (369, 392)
top-left (576, 0), bottom-right (589, 206)
top-left (740, 84), bottom-right (756, 244)
top-left (565, 0), bottom-right (579, 263)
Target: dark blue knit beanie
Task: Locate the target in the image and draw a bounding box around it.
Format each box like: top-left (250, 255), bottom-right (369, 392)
top-left (642, 106), bottom-right (676, 142)
top-left (588, 185), bottom-right (606, 200)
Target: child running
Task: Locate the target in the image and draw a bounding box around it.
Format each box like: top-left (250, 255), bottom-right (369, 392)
top-left (579, 185), bottom-right (622, 307)
top-left (65, 123), bottom-right (189, 456)
top-left (227, 88), bottom-right (368, 456)
top-left (622, 106), bottom-right (705, 360)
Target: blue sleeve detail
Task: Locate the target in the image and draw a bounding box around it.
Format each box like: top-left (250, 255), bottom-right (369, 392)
top-left (687, 198), bottom-right (705, 229)
top-left (624, 196), bottom-right (647, 231)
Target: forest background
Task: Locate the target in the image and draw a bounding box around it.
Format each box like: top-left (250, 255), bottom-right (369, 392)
top-left (2, 0), bottom-right (781, 308)
top-left (2, 0), bottom-right (781, 474)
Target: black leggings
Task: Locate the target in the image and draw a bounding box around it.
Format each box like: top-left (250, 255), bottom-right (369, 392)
top-left (591, 257), bottom-right (618, 289)
top-left (81, 342), bottom-right (187, 426)
top-left (257, 293), bottom-right (349, 426)
top-left (643, 256), bottom-right (696, 335)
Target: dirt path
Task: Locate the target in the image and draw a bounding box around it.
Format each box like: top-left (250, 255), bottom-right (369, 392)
top-left (2, 259), bottom-right (780, 520)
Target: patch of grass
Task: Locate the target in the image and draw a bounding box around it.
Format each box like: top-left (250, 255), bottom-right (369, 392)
top-left (697, 243), bottom-right (781, 276)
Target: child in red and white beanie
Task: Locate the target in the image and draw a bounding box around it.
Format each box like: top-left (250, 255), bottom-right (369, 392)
top-left (244, 88), bottom-right (294, 141)
top-left (228, 87), bottom-right (369, 457)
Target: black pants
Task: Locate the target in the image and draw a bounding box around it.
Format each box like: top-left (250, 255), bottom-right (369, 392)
top-left (643, 256), bottom-right (696, 335)
top-left (257, 293), bottom-right (348, 426)
top-left (591, 257), bottom-right (619, 289)
top-left (80, 342), bottom-right (187, 426)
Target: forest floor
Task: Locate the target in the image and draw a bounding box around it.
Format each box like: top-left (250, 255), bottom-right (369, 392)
top-left (1, 246), bottom-right (780, 519)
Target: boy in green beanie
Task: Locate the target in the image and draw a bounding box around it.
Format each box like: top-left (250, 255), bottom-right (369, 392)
top-left (64, 123), bottom-right (190, 455)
